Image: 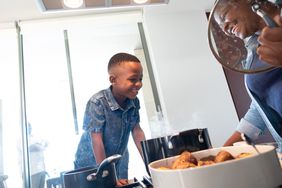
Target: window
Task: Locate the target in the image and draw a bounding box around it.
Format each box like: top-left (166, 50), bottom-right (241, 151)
top-left (0, 12), bottom-right (157, 188)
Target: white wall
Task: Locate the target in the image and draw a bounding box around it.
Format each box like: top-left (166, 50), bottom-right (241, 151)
top-left (142, 2), bottom-right (239, 147)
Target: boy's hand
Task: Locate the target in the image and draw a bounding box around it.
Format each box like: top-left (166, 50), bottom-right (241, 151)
top-left (116, 179), bottom-right (128, 187)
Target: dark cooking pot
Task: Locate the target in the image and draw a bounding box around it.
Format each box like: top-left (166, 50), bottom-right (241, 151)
top-left (141, 128), bottom-right (212, 175)
top-left (63, 154), bottom-right (121, 188)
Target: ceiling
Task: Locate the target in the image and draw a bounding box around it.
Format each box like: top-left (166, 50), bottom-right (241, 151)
top-left (39, 0), bottom-right (169, 12)
top-left (0, 0), bottom-right (215, 60)
top-left (0, 0), bottom-right (215, 23)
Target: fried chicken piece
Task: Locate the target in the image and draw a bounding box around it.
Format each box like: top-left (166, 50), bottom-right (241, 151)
top-left (197, 160), bottom-right (215, 166)
top-left (171, 151), bottom-right (198, 169)
top-left (214, 150), bottom-right (234, 163)
top-left (236, 152), bottom-right (252, 159)
top-left (179, 151), bottom-right (197, 164)
top-left (200, 155), bottom-right (215, 162)
top-left (157, 166), bottom-right (171, 170)
top-left (172, 161), bottom-right (196, 169)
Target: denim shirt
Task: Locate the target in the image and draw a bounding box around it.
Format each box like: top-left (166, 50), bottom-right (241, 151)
top-left (74, 86), bottom-right (140, 179)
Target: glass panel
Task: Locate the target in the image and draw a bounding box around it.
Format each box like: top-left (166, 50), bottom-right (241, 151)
top-left (22, 18), bottom-right (153, 187)
top-left (0, 28), bottom-right (23, 188)
top-left (23, 28), bottom-right (80, 185)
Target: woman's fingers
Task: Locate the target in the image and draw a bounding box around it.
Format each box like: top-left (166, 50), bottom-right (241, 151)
top-left (259, 27), bottom-right (282, 42)
top-left (257, 15), bottom-right (282, 66)
top-left (257, 44), bottom-right (282, 67)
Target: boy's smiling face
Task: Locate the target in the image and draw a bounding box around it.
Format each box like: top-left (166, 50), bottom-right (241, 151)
top-left (110, 61), bottom-right (143, 104)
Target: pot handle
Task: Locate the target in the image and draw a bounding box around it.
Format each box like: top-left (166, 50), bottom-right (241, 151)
top-left (198, 129), bottom-right (204, 143)
top-left (164, 132), bottom-right (179, 149)
top-left (86, 154), bottom-right (122, 181)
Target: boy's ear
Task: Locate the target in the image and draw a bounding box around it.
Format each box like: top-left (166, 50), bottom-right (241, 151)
top-left (109, 74), bottom-right (116, 84)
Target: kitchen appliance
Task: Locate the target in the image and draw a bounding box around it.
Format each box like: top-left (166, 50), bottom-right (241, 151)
top-left (149, 145), bottom-right (282, 188)
top-left (63, 154), bottom-right (121, 188)
top-left (141, 128), bottom-right (212, 175)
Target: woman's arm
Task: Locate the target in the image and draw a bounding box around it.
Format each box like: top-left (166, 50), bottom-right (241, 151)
top-left (224, 100), bottom-right (267, 146)
top-left (223, 131), bottom-right (243, 146)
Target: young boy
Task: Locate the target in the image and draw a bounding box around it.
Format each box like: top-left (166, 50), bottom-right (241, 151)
top-left (74, 52), bottom-right (146, 186)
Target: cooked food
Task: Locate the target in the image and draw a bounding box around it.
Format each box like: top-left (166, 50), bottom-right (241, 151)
top-left (198, 160), bottom-right (215, 166)
top-left (200, 155), bottom-right (215, 162)
top-left (172, 161), bottom-right (196, 169)
top-left (171, 151), bottom-right (197, 169)
top-left (157, 166), bottom-right (171, 170)
top-left (155, 150), bottom-right (252, 170)
top-left (236, 152), bottom-right (252, 159)
top-left (214, 150), bottom-right (234, 163)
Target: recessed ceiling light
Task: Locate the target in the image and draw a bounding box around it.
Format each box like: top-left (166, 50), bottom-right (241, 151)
top-left (36, 0), bottom-right (169, 12)
top-left (63, 0), bottom-right (84, 8)
top-left (133, 0), bottom-right (149, 4)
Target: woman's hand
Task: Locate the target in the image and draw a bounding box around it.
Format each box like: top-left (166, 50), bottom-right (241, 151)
top-left (257, 15), bottom-right (282, 67)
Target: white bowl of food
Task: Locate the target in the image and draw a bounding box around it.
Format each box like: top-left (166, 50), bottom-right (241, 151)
top-left (149, 145), bottom-right (282, 188)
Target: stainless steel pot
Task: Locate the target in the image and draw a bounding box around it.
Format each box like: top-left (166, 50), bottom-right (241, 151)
top-left (63, 154), bottom-right (121, 188)
top-left (141, 128), bottom-right (212, 175)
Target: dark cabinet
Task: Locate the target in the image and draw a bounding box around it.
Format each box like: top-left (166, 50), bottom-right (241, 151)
top-left (222, 68), bottom-right (251, 120)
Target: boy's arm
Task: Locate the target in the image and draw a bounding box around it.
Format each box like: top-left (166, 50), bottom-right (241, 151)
top-left (91, 132), bottom-right (106, 164)
top-left (132, 124), bottom-right (146, 159)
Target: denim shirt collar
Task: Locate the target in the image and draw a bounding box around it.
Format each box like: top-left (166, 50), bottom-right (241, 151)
top-left (104, 86), bottom-right (136, 111)
top-left (244, 32), bottom-right (260, 49)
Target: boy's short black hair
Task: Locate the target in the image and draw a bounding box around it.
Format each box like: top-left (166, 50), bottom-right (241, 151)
top-left (108, 52), bottom-right (140, 73)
